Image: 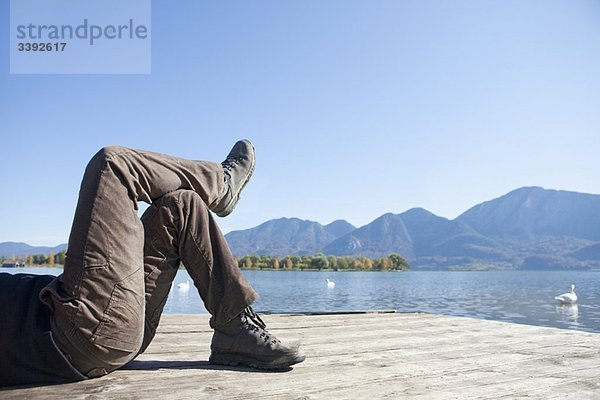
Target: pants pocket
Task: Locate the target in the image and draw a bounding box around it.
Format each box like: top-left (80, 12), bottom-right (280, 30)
top-left (91, 269), bottom-right (144, 353)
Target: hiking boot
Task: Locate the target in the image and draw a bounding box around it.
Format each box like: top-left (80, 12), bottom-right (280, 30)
top-left (209, 307), bottom-right (305, 371)
top-left (211, 139), bottom-right (255, 217)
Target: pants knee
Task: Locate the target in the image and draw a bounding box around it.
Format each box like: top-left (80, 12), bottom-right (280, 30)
top-left (83, 146), bottom-right (129, 177)
top-left (94, 146), bottom-right (128, 162)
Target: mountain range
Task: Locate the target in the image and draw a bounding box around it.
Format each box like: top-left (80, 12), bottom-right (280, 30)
top-left (225, 218), bottom-right (356, 256)
top-left (224, 187), bottom-right (600, 270)
top-left (0, 242), bottom-right (67, 258)
top-left (3, 187), bottom-right (600, 270)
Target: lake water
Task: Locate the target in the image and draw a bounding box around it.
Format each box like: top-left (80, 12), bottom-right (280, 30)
top-left (2, 267), bottom-right (599, 333)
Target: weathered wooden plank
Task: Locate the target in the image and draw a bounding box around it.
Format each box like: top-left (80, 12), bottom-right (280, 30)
top-left (1, 313), bottom-right (599, 399)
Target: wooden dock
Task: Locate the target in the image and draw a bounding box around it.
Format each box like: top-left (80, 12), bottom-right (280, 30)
top-left (2, 312), bottom-right (600, 399)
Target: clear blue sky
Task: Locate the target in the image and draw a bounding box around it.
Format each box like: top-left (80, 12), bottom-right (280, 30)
top-left (1, 0), bottom-right (599, 246)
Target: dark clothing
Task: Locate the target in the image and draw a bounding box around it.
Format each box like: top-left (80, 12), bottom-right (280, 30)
top-left (1, 146), bottom-right (258, 387)
top-left (0, 273), bottom-right (85, 386)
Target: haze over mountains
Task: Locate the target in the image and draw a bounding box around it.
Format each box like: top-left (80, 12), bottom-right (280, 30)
top-left (0, 242), bottom-right (67, 258)
top-left (225, 187), bottom-right (600, 270)
top-left (3, 187), bottom-right (600, 270)
top-left (225, 218), bottom-right (356, 256)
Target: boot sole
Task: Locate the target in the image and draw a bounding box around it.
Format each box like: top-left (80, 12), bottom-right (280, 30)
top-left (209, 350), bottom-right (305, 371)
top-left (214, 142), bottom-right (256, 218)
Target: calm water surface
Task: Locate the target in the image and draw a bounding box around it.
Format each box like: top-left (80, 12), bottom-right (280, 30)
top-left (2, 267), bottom-right (599, 333)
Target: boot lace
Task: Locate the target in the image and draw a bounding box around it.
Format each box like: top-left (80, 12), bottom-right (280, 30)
top-left (222, 155), bottom-right (244, 173)
top-left (241, 307), bottom-right (280, 345)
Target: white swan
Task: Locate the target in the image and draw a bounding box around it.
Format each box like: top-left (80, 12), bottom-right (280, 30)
top-left (555, 284), bottom-right (577, 304)
top-left (178, 280), bottom-right (190, 291)
top-left (326, 278), bottom-right (335, 289)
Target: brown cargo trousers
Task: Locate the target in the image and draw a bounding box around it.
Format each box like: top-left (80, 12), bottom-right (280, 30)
top-left (39, 146), bottom-right (258, 377)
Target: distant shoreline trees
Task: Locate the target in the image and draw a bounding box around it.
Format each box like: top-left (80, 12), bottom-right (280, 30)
top-left (2, 251), bottom-right (409, 272)
top-left (235, 253), bottom-right (409, 271)
top-left (1, 250), bottom-right (66, 267)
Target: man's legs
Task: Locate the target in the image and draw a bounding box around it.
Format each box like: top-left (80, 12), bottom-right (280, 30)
top-left (139, 189), bottom-right (258, 353)
top-left (138, 189), bottom-right (304, 371)
top-left (39, 144), bottom-right (259, 376)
